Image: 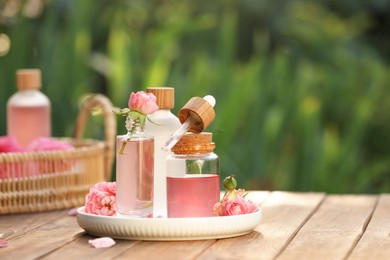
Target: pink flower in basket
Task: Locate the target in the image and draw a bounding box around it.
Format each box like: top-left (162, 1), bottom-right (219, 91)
top-left (85, 182), bottom-right (117, 216)
top-left (0, 135), bottom-right (24, 153)
top-left (27, 137), bottom-right (73, 152)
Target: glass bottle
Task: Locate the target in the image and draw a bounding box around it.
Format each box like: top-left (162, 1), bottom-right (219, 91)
top-left (144, 87), bottom-right (181, 217)
top-left (116, 116), bottom-right (154, 217)
top-left (166, 132), bottom-right (220, 218)
top-left (7, 69), bottom-right (51, 148)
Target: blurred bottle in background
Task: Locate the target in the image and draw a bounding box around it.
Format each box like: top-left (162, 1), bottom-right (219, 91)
top-left (7, 69), bottom-right (51, 148)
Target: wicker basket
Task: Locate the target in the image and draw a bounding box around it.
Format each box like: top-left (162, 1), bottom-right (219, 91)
top-left (0, 94), bottom-right (116, 215)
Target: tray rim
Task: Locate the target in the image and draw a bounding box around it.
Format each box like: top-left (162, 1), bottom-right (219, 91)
top-left (77, 206), bottom-right (262, 241)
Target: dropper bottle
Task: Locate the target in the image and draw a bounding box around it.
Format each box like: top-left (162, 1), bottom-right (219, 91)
top-left (162, 95), bottom-right (216, 151)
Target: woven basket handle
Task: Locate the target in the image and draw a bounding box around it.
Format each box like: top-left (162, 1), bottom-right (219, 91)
top-left (74, 94), bottom-right (116, 181)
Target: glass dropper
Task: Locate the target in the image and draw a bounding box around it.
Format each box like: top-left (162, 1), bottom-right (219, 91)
top-left (162, 95), bottom-right (216, 151)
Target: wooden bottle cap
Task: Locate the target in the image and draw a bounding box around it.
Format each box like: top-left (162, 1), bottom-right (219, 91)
top-left (147, 87), bottom-right (175, 109)
top-left (178, 97), bottom-right (215, 133)
top-left (172, 132), bottom-right (215, 154)
top-left (16, 69), bottom-right (41, 90)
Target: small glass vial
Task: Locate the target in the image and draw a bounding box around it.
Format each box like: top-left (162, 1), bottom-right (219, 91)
top-left (7, 69), bottom-right (51, 148)
top-left (166, 132), bottom-right (220, 218)
top-left (116, 116), bottom-right (154, 217)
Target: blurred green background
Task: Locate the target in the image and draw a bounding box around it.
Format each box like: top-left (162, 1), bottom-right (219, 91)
top-left (1, 0), bottom-right (389, 193)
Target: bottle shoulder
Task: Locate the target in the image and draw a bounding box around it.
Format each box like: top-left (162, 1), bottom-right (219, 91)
top-left (7, 90), bottom-right (50, 107)
top-left (147, 110), bottom-right (180, 120)
top-left (144, 110), bottom-right (181, 132)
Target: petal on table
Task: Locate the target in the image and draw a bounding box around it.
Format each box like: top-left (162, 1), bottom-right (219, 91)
top-left (88, 237), bottom-right (116, 248)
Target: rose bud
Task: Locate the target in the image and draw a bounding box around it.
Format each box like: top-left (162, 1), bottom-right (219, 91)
top-left (223, 175), bottom-right (237, 191)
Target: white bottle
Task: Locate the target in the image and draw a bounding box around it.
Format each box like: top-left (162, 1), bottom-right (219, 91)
top-left (144, 87), bottom-right (181, 218)
top-left (7, 69), bottom-right (51, 148)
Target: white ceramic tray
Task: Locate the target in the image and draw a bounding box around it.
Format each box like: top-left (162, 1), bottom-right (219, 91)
top-left (77, 206), bottom-right (262, 241)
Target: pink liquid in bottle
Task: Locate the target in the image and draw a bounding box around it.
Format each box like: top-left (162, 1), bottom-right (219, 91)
top-left (116, 136), bottom-right (154, 217)
top-left (167, 174), bottom-right (220, 218)
top-left (7, 105), bottom-right (51, 148)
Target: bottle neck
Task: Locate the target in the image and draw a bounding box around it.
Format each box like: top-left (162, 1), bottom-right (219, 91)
top-left (17, 89), bottom-right (40, 93)
top-left (171, 152), bottom-right (216, 158)
top-left (126, 116), bottom-right (143, 135)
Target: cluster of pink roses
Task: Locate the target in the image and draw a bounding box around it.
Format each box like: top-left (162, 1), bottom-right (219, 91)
top-left (213, 175), bottom-right (257, 216)
top-left (213, 188), bottom-right (257, 216)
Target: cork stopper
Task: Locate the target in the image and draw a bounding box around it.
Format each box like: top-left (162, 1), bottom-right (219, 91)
top-left (16, 69), bottom-right (41, 90)
top-left (147, 87), bottom-right (175, 109)
top-left (178, 97), bottom-right (215, 133)
top-left (172, 132), bottom-right (215, 154)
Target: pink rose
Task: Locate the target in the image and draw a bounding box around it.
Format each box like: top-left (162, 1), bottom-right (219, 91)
top-left (0, 135), bottom-right (24, 153)
top-left (213, 202), bottom-right (224, 216)
top-left (0, 136), bottom-right (26, 179)
top-left (213, 189), bottom-right (257, 216)
top-left (223, 196), bottom-right (257, 216)
top-left (128, 91), bottom-right (159, 115)
top-left (85, 182), bottom-right (117, 216)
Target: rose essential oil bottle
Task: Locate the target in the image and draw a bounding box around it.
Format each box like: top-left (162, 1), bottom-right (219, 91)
top-left (144, 87), bottom-right (181, 218)
top-left (7, 69), bottom-right (51, 148)
top-left (165, 96), bottom-right (219, 218)
top-left (116, 116), bottom-right (154, 217)
top-left (166, 133), bottom-right (220, 217)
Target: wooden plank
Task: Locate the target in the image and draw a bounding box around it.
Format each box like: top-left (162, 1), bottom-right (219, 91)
top-left (41, 235), bottom-right (140, 260)
top-left (197, 191), bottom-right (325, 259)
top-left (0, 210), bottom-right (69, 240)
top-left (0, 210), bottom-right (84, 260)
top-left (114, 240), bottom-right (216, 259)
top-left (277, 195), bottom-right (377, 260)
top-left (244, 191), bottom-right (271, 206)
top-left (347, 194), bottom-right (390, 260)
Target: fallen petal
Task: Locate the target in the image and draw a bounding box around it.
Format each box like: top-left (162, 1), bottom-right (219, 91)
top-left (88, 237), bottom-right (115, 248)
top-left (68, 208), bottom-right (78, 216)
top-left (0, 239), bottom-right (8, 248)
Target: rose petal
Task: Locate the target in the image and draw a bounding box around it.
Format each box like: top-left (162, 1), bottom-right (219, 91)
top-left (88, 237), bottom-right (116, 248)
top-left (140, 101), bottom-right (159, 115)
top-left (68, 207), bottom-right (78, 216)
top-left (128, 92), bottom-right (138, 110)
top-left (0, 239), bottom-right (8, 248)
top-left (0, 135), bottom-right (24, 153)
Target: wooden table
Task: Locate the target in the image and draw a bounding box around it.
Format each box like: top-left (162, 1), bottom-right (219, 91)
top-left (1, 191), bottom-right (389, 259)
